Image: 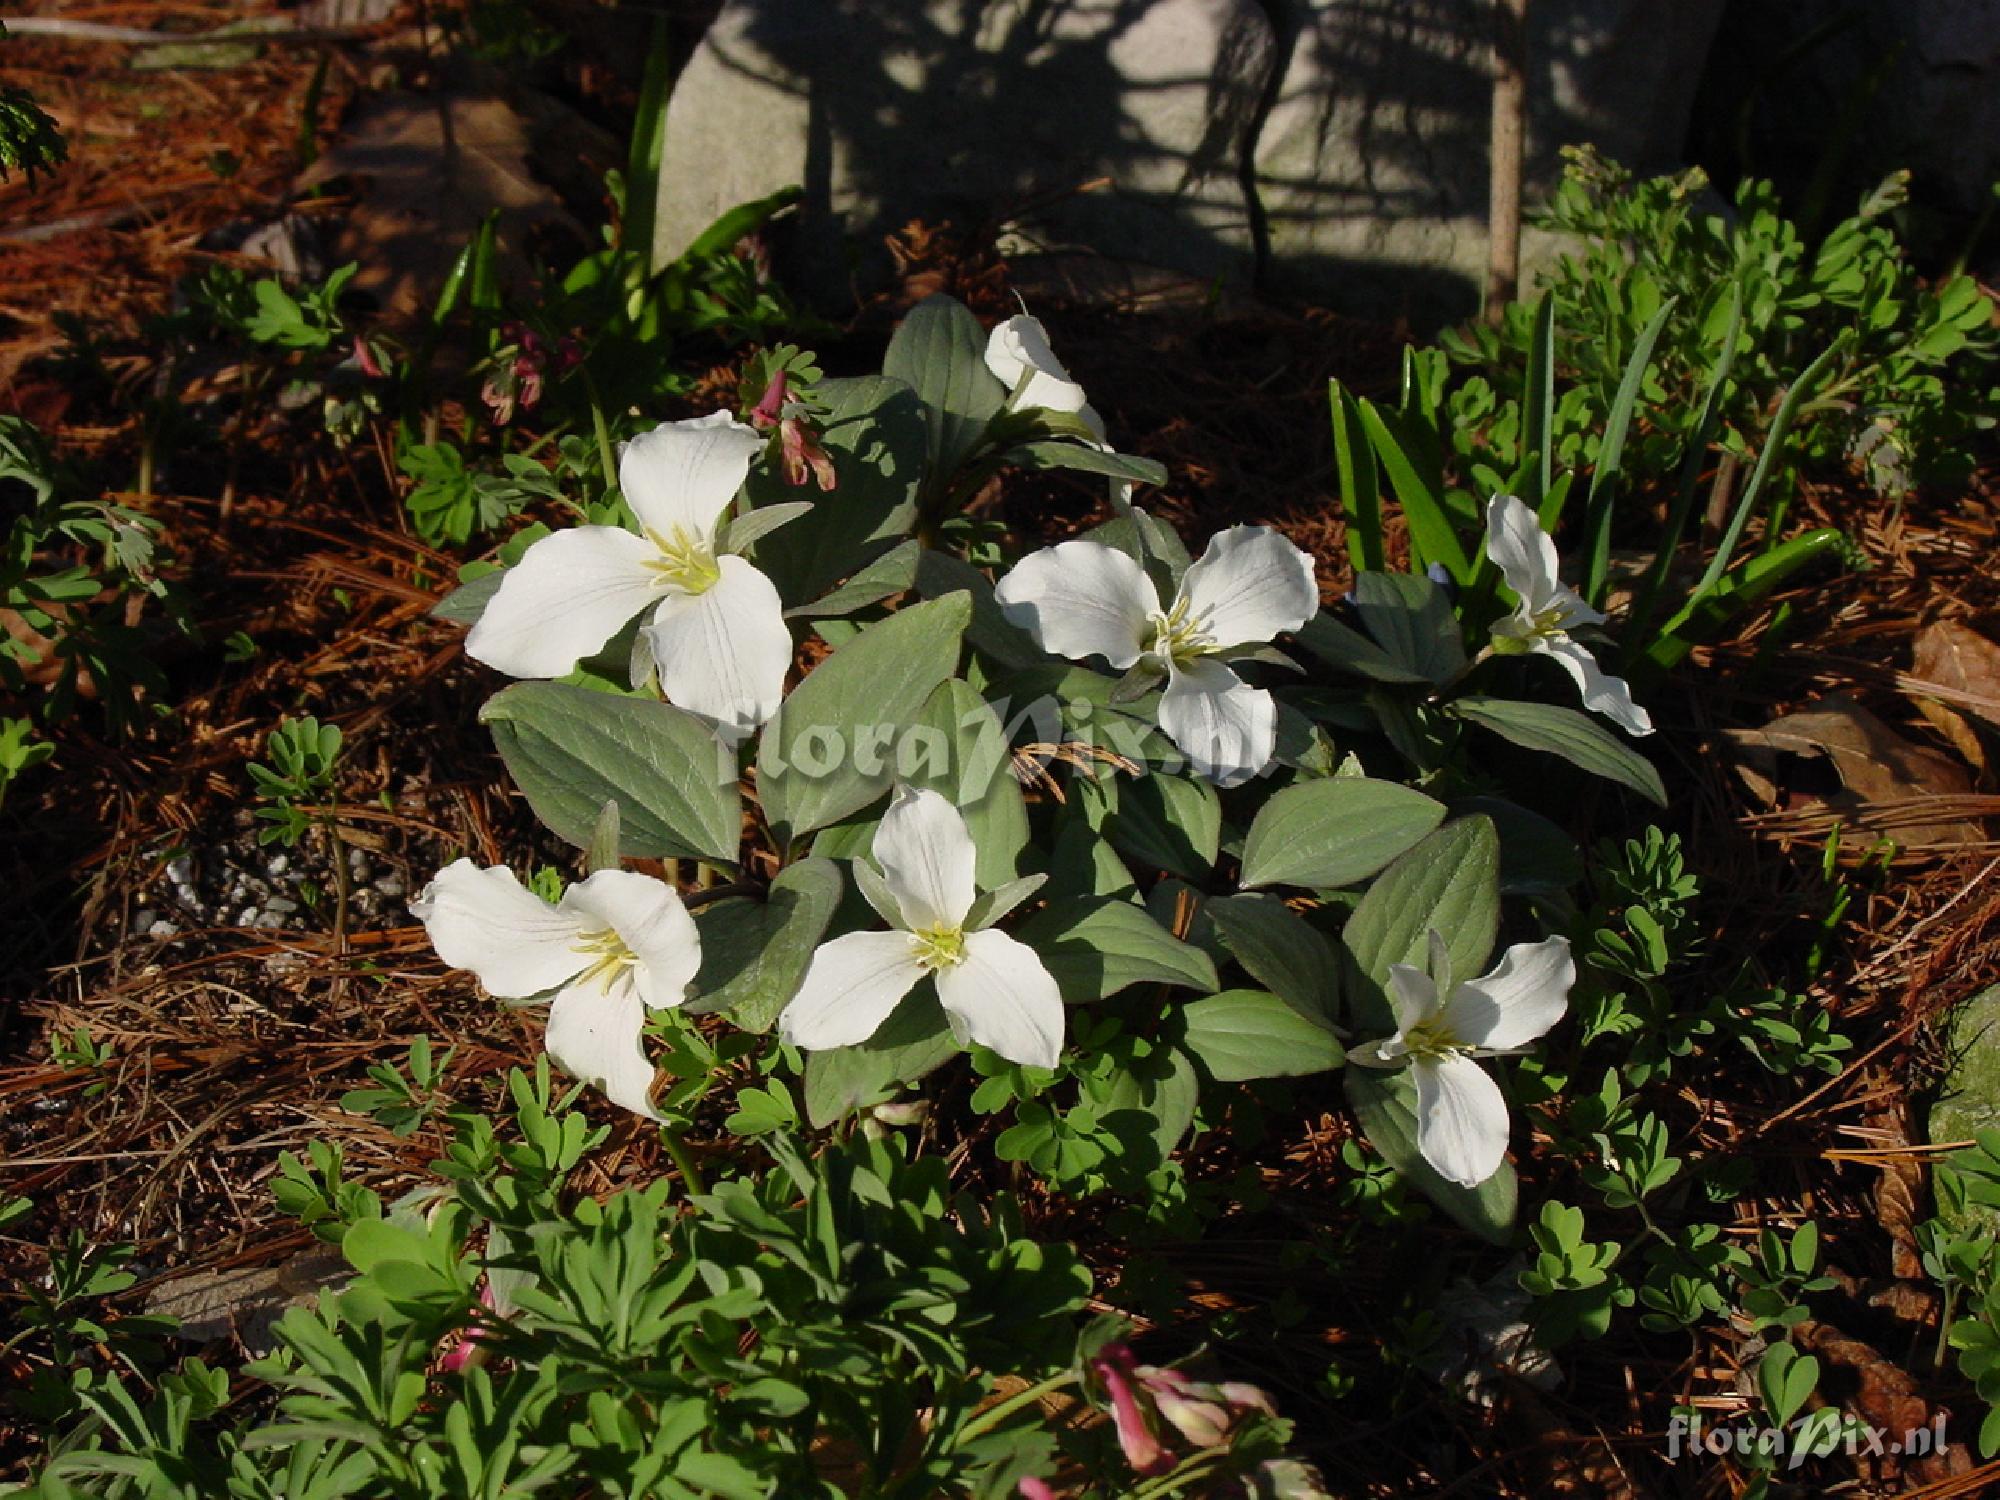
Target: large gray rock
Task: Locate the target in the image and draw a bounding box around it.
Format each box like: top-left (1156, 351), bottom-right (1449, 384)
top-left (653, 0), bottom-right (1725, 319)
top-left (654, 0), bottom-right (1274, 301)
top-left (1255, 0), bottom-right (1725, 319)
top-left (1699, 1), bottom-right (2000, 235)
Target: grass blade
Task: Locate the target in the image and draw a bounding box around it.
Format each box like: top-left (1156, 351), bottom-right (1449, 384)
top-left (1582, 297), bottom-right (1676, 606)
top-left (1356, 399), bottom-right (1471, 582)
top-left (1624, 281), bottom-right (1744, 654)
top-left (624, 14), bottom-right (673, 270)
top-left (1521, 292), bottom-right (1556, 505)
top-left (1330, 380), bottom-right (1383, 572)
top-left (1692, 335), bottom-right (1844, 598)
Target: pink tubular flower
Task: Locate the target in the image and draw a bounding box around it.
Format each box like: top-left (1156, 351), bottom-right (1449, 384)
top-left (780, 417), bottom-right (837, 490)
top-left (750, 367), bottom-right (789, 431)
top-left (1135, 1365), bottom-right (1275, 1448)
top-left (1091, 1343), bottom-right (1171, 1477)
top-left (436, 1279), bottom-right (498, 1374)
top-left (749, 367), bottom-right (836, 491)
top-left (1016, 1480), bottom-right (1057, 1500)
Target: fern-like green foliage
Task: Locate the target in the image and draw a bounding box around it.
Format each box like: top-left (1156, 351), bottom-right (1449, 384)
top-left (0, 23), bottom-right (68, 187)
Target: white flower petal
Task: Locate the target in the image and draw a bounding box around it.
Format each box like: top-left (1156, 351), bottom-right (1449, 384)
top-left (638, 555), bottom-right (791, 739)
top-left (1158, 656), bottom-right (1275, 788)
top-left (412, 859), bottom-right (584, 998)
top-left (561, 869), bottom-right (701, 1011)
top-left (544, 973), bottom-right (661, 1120)
top-left (1386, 963), bottom-right (1439, 1033)
top-left (1539, 636), bottom-right (1654, 736)
top-left (465, 527), bottom-right (664, 679)
top-left (985, 314), bottom-right (1091, 415)
top-left (993, 540), bottom-right (1156, 669)
top-left (1546, 583), bottom-right (1605, 631)
top-left (937, 929), bottom-right (1065, 1069)
top-left (1442, 937), bottom-right (1573, 1052)
top-left (618, 412), bottom-right (763, 547)
top-left (778, 930), bottom-right (928, 1052)
top-left (1485, 494), bottom-right (1564, 615)
top-left (1177, 526), bottom-right (1319, 650)
top-left (1414, 1053), bottom-right (1512, 1187)
top-left (872, 786), bottom-right (977, 932)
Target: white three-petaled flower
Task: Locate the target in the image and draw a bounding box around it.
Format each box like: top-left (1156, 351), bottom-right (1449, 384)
top-left (779, 786), bottom-right (1064, 1068)
top-left (985, 313), bottom-right (1106, 440)
top-left (1485, 494), bottom-right (1653, 736)
top-left (412, 859), bottom-right (699, 1120)
top-left (1352, 930), bottom-right (1573, 1187)
top-left (464, 412), bottom-right (793, 739)
top-left (993, 524), bottom-right (1319, 787)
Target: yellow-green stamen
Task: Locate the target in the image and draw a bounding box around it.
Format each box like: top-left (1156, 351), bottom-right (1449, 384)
top-left (908, 923), bottom-right (967, 970)
top-left (572, 926), bottom-right (640, 990)
top-left (1147, 597), bottom-right (1213, 666)
top-left (645, 526), bottom-right (723, 595)
top-left (1401, 1018), bottom-right (1465, 1062)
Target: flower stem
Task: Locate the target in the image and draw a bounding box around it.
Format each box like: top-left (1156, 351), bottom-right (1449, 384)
top-left (585, 371), bottom-right (618, 497)
top-left (659, 1126), bottom-right (705, 1196)
top-left (956, 1368), bottom-right (1078, 1441)
top-left (1128, 1447), bottom-right (1231, 1499)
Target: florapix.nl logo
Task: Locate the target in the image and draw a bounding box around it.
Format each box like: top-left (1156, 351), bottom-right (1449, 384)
top-left (1667, 1409), bottom-right (1948, 1470)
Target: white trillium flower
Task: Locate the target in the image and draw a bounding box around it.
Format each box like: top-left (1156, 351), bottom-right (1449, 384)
top-left (778, 786), bottom-right (1064, 1069)
top-left (412, 858), bottom-right (700, 1120)
top-left (993, 524), bottom-right (1319, 787)
top-left (1484, 494), bottom-right (1653, 736)
top-left (1352, 930), bottom-right (1574, 1188)
top-left (464, 412), bottom-right (793, 739)
top-left (984, 313), bottom-right (1106, 441)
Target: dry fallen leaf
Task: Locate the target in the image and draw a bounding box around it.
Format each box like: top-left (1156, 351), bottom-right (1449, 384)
top-left (146, 1248), bottom-right (346, 1355)
top-left (298, 89), bottom-right (574, 321)
top-left (1910, 618), bottom-right (2000, 772)
top-left (1726, 694), bottom-right (1984, 849)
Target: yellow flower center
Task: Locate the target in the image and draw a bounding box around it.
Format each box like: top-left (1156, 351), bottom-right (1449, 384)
top-left (1401, 1017), bottom-right (1465, 1062)
top-left (645, 526), bottom-right (722, 595)
top-left (1147, 598), bottom-right (1213, 667)
top-left (571, 925), bottom-right (640, 990)
top-left (1491, 603), bottom-right (1569, 655)
top-left (907, 923), bottom-right (967, 970)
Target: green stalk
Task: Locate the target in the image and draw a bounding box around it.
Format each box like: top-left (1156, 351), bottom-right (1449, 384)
top-left (658, 1126), bottom-right (705, 1197)
top-left (1623, 283), bottom-right (1745, 659)
top-left (585, 370), bottom-right (619, 497)
top-left (955, 1369), bottom-right (1079, 1442)
top-left (1689, 337), bottom-right (1844, 600)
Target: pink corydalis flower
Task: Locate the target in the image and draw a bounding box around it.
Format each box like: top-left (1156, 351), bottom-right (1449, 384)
top-left (436, 1279), bottom-right (498, 1374)
top-left (481, 325), bottom-right (581, 427)
top-left (1091, 1342), bottom-right (1171, 1477)
top-left (1135, 1364), bottom-right (1274, 1448)
top-left (749, 368), bottom-right (836, 491)
top-left (1016, 1480), bottom-right (1057, 1500)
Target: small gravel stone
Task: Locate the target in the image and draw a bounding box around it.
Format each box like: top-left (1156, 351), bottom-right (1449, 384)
top-left (147, 919), bottom-right (180, 939)
top-left (372, 874), bottom-right (405, 898)
top-left (267, 852), bottom-right (290, 876)
top-left (132, 908), bottom-right (158, 935)
top-left (238, 906), bottom-right (260, 926)
top-left (167, 854), bottom-right (196, 887)
top-left (263, 895), bottom-right (300, 915)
